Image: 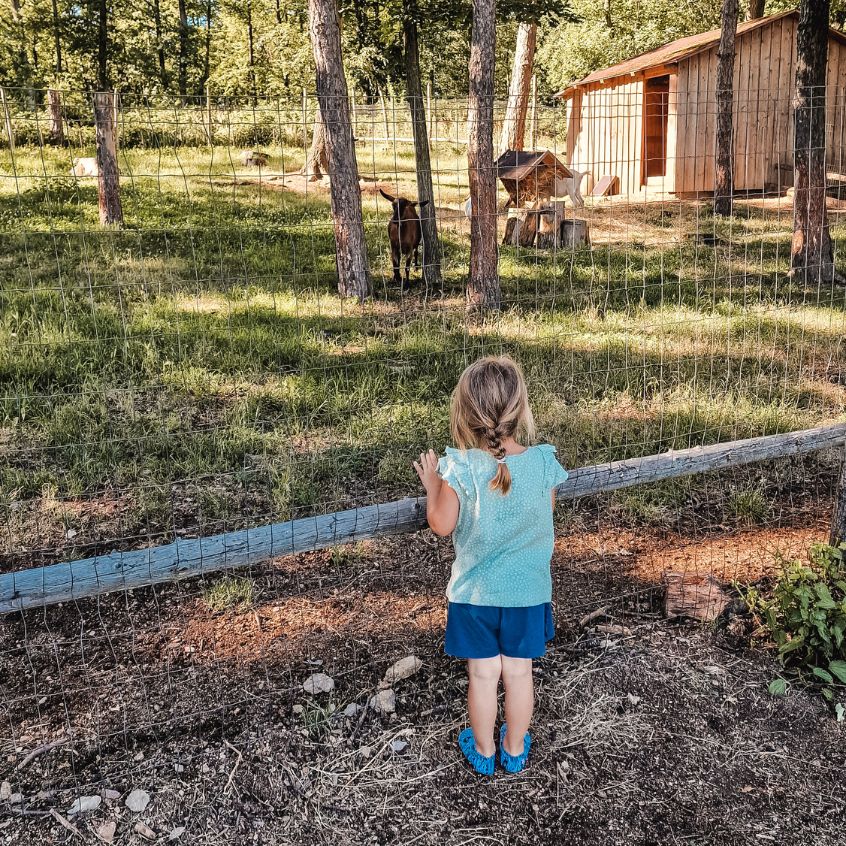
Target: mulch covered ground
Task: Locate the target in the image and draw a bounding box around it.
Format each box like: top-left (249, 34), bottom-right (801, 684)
top-left (1, 508), bottom-right (845, 845)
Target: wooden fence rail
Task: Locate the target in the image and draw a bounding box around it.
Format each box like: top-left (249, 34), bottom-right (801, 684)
top-left (2, 422), bottom-right (845, 614)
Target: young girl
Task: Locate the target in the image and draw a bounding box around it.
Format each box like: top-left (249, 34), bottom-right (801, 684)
top-left (413, 356), bottom-right (568, 776)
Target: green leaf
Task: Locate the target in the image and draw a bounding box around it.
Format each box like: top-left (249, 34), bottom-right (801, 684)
top-left (812, 667), bottom-right (834, 683)
top-left (815, 583), bottom-right (837, 609)
top-left (829, 660), bottom-right (846, 684)
top-left (822, 687), bottom-right (835, 701)
top-left (778, 636), bottom-right (805, 655)
top-left (768, 678), bottom-right (787, 696)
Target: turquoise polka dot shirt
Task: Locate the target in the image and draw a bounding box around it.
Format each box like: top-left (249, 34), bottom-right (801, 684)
top-left (437, 444), bottom-right (569, 607)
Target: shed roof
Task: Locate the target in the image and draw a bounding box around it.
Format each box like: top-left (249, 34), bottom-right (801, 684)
top-left (496, 149), bottom-right (571, 181)
top-left (554, 10), bottom-right (846, 98)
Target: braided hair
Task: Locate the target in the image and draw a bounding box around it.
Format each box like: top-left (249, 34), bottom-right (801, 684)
top-left (449, 356), bottom-right (535, 495)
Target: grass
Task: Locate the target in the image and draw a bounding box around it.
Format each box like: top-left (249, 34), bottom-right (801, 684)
top-left (202, 574), bottom-right (257, 612)
top-left (1, 137), bottom-right (846, 563)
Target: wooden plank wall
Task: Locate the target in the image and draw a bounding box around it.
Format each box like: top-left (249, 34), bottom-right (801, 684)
top-left (566, 16), bottom-right (846, 196)
top-left (567, 78), bottom-right (642, 197)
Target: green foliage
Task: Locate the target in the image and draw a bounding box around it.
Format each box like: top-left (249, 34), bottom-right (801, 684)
top-left (745, 544), bottom-right (846, 712)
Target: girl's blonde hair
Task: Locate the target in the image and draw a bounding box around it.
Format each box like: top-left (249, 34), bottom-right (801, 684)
top-left (450, 355), bottom-right (535, 495)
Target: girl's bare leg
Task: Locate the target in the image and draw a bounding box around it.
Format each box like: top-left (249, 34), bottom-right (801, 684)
top-left (466, 656), bottom-right (502, 757)
top-left (500, 655), bottom-right (533, 755)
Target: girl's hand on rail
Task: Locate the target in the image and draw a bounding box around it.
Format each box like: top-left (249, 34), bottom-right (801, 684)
top-left (413, 449), bottom-right (441, 494)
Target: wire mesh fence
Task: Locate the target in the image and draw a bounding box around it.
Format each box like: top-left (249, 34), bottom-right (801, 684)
top-left (1, 79), bottom-right (846, 842)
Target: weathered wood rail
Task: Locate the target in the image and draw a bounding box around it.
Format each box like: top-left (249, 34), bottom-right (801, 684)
top-left (2, 423), bottom-right (845, 614)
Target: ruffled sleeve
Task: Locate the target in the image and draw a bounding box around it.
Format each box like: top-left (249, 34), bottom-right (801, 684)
top-left (437, 447), bottom-right (473, 497)
top-left (537, 444), bottom-right (569, 490)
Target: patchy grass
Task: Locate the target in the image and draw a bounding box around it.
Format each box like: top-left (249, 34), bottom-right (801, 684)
top-left (2, 142), bottom-right (846, 565)
top-left (202, 574), bottom-right (257, 613)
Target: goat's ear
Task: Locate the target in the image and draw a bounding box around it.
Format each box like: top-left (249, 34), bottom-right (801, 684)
top-left (379, 189), bottom-right (395, 202)
top-left (418, 200), bottom-right (429, 209)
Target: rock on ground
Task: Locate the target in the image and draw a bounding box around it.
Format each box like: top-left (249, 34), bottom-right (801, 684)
top-left (67, 795), bottom-right (101, 815)
top-left (369, 688), bottom-right (396, 714)
top-left (302, 673), bottom-right (334, 695)
top-left (125, 788), bottom-right (151, 813)
top-left (381, 655), bottom-right (423, 687)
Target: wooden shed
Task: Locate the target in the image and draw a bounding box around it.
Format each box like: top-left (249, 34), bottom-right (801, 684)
top-left (555, 11), bottom-right (846, 197)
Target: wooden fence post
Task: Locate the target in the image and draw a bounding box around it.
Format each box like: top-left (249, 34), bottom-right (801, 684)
top-left (93, 92), bottom-right (123, 226)
top-left (302, 87), bottom-right (308, 151)
top-left (206, 88), bottom-right (213, 147)
top-left (0, 87), bottom-right (14, 155)
top-left (830, 446), bottom-right (846, 546)
top-left (48, 89), bottom-right (64, 145)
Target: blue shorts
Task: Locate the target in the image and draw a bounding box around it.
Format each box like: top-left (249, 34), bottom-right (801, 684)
top-left (444, 602), bottom-right (554, 660)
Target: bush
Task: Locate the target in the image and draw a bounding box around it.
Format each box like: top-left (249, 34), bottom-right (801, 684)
top-left (231, 121), bottom-right (275, 148)
top-left (744, 543), bottom-right (846, 714)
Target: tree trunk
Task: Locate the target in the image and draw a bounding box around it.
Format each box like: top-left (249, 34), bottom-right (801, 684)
top-left (51, 0), bottom-right (62, 74)
top-left (178, 0), bottom-right (189, 99)
top-left (247, 0), bottom-right (258, 106)
top-left (10, 0), bottom-right (29, 80)
top-left (714, 0), bottom-right (738, 216)
top-left (467, 0), bottom-right (500, 310)
top-left (48, 89), bottom-right (64, 145)
top-left (791, 0), bottom-right (842, 283)
top-left (152, 0), bottom-right (168, 89)
top-left (746, 0), bottom-right (764, 19)
top-left (97, 0), bottom-right (108, 90)
top-left (301, 103), bottom-right (330, 179)
top-left (499, 22), bottom-right (536, 153)
top-left (308, 0), bottom-right (370, 299)
top-left (93, 91), bottom-right (123, 226)
top-left (403, 7), bottom-right (442, 288)
top-left (200, 0), bottom-right (212, 94)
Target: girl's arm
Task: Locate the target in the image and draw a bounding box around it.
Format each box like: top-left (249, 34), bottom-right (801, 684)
top-left (413, 449), bottom-right (459, 536)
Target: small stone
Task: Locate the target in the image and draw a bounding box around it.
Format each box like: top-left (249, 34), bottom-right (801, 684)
top-left (133, 751), bottom-right (144, 762)
top-left (101, 789), bottom-right (121, 801)
top-left (626, 693), bottom-right (641, 706)
top-left (381, 656), bottom-right (423, 688)
top-left (302, 673), bottom-right (334, 695)
top-left (169, 827), bottom-right (186, 841)
top-left (292, 704), bottom-right (304, 715)
top-left (368, 688), bottom-right (396, 714)
top-left (358, 745), bottom-right (372, 758)
top-left (9, 793), bottom-right (22, 805)
top-left (68, 795), bottom-right (101, 815)
top-left (97, 821), bottom-right (116, 843)
top-left (390, 739), bottom-right (408, 753)
top-left (134, 821), bottom-right (156, 841)
top-left (65, 528), bottom-right (78, 539)
top-left (174, 764), bottom-right (184, 774)
top-left (0, 781), bottom-right (10, 801)
top-left (125, 788), bottom-right (151, 813)
top-left (342, 702), bottom-right (362, 718)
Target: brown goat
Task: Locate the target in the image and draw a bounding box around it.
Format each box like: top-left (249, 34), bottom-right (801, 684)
top-left (379, 189), bottom-right (428, 290)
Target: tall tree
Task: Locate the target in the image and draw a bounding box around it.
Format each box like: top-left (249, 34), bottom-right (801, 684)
top-left (308, 0), bottom-right (370, 298)
top-left (178, 0), bottom-right (189, 98)
top-left (301, 103), bottom-right (330, 179)
top-left (467, 0), bottom-right (500, 310)
top-left (791, 0), bottom-right (842, 283)
top-left (499, 21), bottom-right (536, 152)
top-left (713, 0), bottom-right (738, 216)
top-left (51, 0), bottom-right (63, 74)
top-left (97, 0), bottom-right (108, 89)
top-left (246, 0), bottom-right (258, 104)
top-left (403, 0), bottom-right (442, 288)
top-left (747, 0), bottom-right (764, 19)
top-left (151, 0), bottom-right (169, 89)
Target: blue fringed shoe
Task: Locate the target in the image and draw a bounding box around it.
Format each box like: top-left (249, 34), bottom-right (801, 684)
top-left (499, 724), bottom-right (531, 773)
top-left (457, 727), bottom-right (495, 776)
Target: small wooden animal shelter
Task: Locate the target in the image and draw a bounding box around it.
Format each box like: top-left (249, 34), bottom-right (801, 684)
top-left (496, 149), bottom-right (589, 247)
top-left (555, 10), bottom-right (846, 197)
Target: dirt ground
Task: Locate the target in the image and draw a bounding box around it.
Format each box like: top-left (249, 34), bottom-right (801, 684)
top-left (2, 499), bottom-right (845, 846)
